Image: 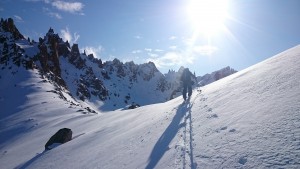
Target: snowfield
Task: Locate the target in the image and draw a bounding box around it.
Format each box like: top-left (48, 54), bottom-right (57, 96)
top-left (1, 45), bottom-right (300, 169)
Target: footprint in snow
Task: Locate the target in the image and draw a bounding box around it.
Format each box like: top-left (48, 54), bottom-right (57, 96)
top-left (220, 126), bottom-right (227, 130)
top-left (215, 126), bottom-right (227, 133)
top-left (238, 156), bottom-right (247, 165)
top-left (200, 98), bottom-right (207, 101)
top-left (229, 129), bottom-right (236, 132)
top-left (207, 114), bottom-right (218, 119)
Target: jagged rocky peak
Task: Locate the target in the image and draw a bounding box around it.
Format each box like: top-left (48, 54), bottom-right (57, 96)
top-left (87, 53), bottom-right (103, 68)
top-left (70, 44), bottom-right (80, 60)
top-left (102, 59), bottom-right (160, 81)
top-left (143, 61), bottom-right (159, 72)
top-left (164, 66), bottom-right (189, 81)
top-left (35, 27), bottom-right (75, 87)
top-left (39, 27), bottom-right (63, 45)
top-left (138, 61), bottom-right (160, 81)
top-left (58, 40), bottom-right (70, 57)
top-left (47, 27), bottom-right (55, 34)
top-left (112, 58), bottom-right (126, 77)
top-left (210, 66), bottom-right (237, 81)
top-left (36, 27), bottom-right (70, 57)
top-left (69, 44), bottom-right (85, 69)
top-left (37, 28), bottom-right (61, 75)
top-left (0, 18), bottom-right (31, 68)
top-left (0, 18), bottom-right (24, 40)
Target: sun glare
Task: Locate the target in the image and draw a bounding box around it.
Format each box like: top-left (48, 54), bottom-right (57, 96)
top-left (187, 0), bottom-right (229, 36)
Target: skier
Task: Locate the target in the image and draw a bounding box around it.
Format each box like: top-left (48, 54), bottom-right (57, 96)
top-left (180, 68), bottom-right (196, 101)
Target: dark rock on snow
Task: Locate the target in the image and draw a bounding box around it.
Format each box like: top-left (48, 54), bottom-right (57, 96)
top-left (128, 103), bottom-right (140, 109)
top-left (45, 128), bottom-right (72, 150)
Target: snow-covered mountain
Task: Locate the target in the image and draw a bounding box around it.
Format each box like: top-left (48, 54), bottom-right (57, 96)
top-left (197, 66), bottom-right (237, 87)
top-left (1, 18), bottom-right (299, 169)
top-left (0, 18), bottom-right (236, 111)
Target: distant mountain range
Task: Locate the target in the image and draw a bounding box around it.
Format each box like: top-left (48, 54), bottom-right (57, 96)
top-left (0, 18), bottom-right (237, 111)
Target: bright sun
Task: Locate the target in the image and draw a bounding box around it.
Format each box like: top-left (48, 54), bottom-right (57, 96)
top-left (187, 0), bottom-right (229, 36)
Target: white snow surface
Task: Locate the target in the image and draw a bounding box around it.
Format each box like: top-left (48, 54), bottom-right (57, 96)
top-left (1, 45), bottom-right (300, 169)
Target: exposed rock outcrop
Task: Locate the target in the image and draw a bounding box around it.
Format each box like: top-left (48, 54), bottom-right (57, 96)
top-left (45, 128), bottom-right (73, 150)
top-left (0, 18), bottom-right (24, 40)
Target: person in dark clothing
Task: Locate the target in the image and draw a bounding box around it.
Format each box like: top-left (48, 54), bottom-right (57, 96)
top-left (180, 68), bottom-right (196, 101)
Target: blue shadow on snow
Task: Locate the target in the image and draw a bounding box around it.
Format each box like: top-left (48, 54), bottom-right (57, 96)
top-left (145, 101), bottom-right (192, 169)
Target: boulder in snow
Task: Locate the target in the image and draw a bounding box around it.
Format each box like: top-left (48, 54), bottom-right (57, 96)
top-left (45, 128), bottom-right (72, 150)
top-left (128, 103), bottom-right (140, 109)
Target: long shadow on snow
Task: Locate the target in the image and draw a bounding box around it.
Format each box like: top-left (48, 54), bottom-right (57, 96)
top-left (17, 150), bottom-right (47, 169)
top-left (17, 133), bottom-right (85, 169)
top-left (146, 101), bottom-right (192, 169)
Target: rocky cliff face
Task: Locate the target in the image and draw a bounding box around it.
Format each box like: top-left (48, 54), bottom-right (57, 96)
top-left (0, 18), bottom-right (24, 40)
top-left (0, 18), bottom-right (237, 110)
top-left (37, 28), bottom-right (66, 87)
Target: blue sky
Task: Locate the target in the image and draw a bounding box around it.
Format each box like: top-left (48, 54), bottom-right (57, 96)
top-left (1, 0), bottom-right (300, 75)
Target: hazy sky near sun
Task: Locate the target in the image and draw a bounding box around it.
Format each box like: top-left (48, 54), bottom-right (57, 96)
top-left (1, 0), bottom-right (300, 75)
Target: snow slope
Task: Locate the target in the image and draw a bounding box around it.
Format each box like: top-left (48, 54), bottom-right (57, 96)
top-left (1, 45), bottom-right (300, 169)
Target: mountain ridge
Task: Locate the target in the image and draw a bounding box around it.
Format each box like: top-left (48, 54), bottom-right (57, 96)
top-left (0, 18), bottom-right (237, 111)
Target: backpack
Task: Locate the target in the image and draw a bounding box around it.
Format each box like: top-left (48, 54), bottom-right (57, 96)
top-left (181, 69), bottom-right (191, 82)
